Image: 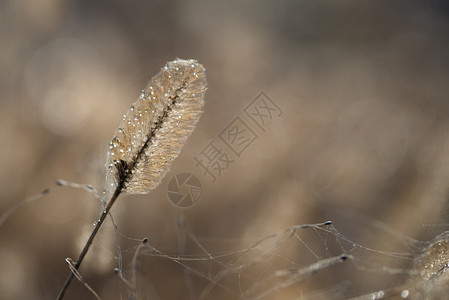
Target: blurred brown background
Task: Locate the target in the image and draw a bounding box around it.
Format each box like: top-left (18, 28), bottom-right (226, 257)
top-left (1, 0), bottom-right (449, 299)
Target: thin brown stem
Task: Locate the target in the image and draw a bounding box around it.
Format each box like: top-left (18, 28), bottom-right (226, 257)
top-left (57, 185), bottom-right (122, 300)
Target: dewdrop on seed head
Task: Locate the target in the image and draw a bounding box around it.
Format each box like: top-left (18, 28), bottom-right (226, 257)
top-left (105, 59), bottom-right (207, 196)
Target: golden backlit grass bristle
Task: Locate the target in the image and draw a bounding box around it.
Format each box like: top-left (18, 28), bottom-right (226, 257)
top-left (106, 58), bottom-right (207, 194)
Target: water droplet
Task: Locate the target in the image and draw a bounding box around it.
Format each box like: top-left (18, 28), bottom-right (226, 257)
top-left (93, 222), bottom-right (97, 226)
top-left (130, 106), bottom-right (134, 111)
top-left (401, 290), bottom-right (409, 298)
top-left (112, 137), bottom-right (120, 147)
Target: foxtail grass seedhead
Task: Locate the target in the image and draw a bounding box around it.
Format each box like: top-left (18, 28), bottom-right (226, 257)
top-left (58, 59), bottom-right (207, 300)
top-left (105, 59), bottom-right (207, 194)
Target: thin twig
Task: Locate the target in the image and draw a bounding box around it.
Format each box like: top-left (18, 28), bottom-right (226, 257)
top-left (108, 213), bottom-right (124, 300)
top-left (57, 185), bottom-right (123, 299)
top-left (0, 188), bottom-right (50, 227)
top-left (113, 237), bottom-right (148, 299)
top-left (56, 179), bottom-right (124, 298)
top-left (65, 258), bottom-right (102, 300)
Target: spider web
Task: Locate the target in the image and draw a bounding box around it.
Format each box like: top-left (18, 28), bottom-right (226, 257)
top-left (114, 212), bottom-right (433, 300)
top-left (1, 181), bottom-right (447, 299)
